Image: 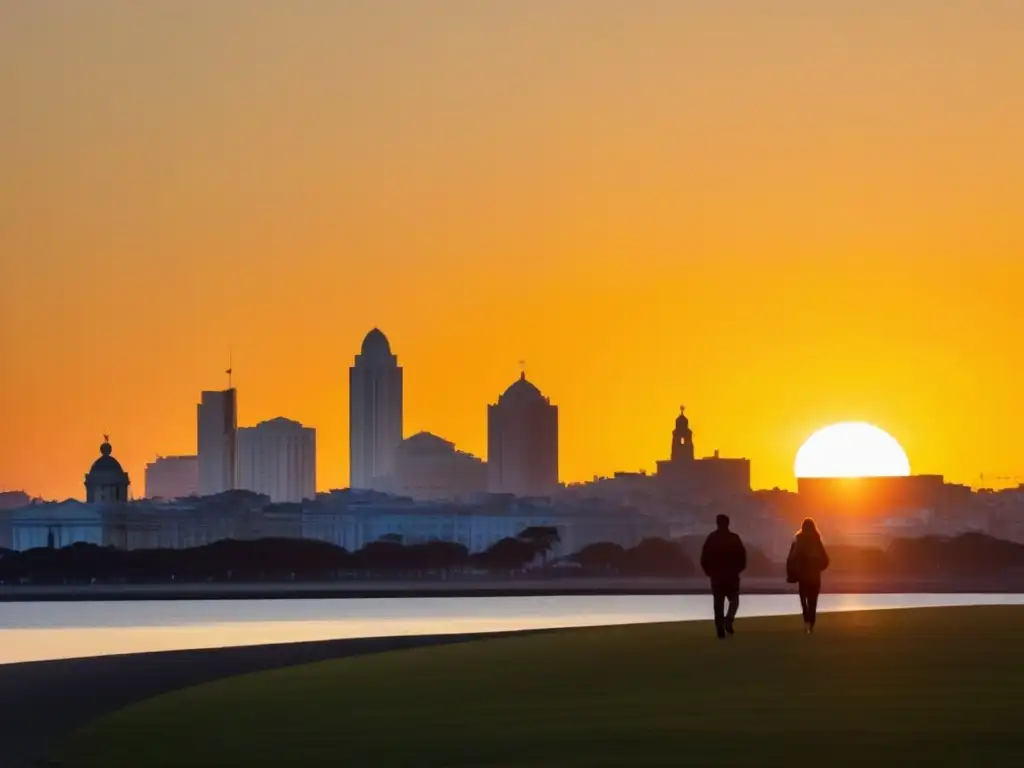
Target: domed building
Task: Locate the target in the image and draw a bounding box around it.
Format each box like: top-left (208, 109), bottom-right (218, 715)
top-left (84, 436), bottom-right (131, 503)
top-left (497, 374), bottom-right (545, 406)
top-left (487, 372), bottom-right (559, 497)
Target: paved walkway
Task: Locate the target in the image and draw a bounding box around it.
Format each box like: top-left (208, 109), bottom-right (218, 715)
top-left (0, 631), bottom-right (530, 767)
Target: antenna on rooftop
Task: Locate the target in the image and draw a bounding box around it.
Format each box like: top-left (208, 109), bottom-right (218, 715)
top-left (226, 348), bottom-right (233, 389)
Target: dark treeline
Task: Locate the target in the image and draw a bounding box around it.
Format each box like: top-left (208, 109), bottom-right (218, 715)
top-left (0, 532), bottom-right (1022, 585)
top-left (0, 527), bottom-right (693, 584)
top-left (832, 533), bottom-right (1024, 579)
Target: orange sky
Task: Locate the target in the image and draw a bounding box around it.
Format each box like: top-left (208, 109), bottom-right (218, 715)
top-left (2, 1), bottom-right (1022, 500)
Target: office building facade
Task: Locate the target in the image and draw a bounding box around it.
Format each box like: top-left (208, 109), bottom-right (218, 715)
top-left (197, 388), bottom-right (237, 496)
top-left (238, 417), bottom-right (316, 503)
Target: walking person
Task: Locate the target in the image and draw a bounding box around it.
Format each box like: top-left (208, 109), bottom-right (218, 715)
top-left (700, 514), bottom-right (748, 639)
top-left (786, 518), bottom-right (830, 633)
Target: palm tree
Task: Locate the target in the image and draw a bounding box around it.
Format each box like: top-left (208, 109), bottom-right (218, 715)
top-left (517, 526), bottom-right (561, 568)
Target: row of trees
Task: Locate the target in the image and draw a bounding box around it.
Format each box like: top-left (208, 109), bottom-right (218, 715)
top-left (0, 527), bottom-right (561, 583)
top-left (1, 531), bottom-right (1022, 584)
top-left (830, 533), bottom-right (1024, 579)
top-left (0, 528), bottom-right (694, 583)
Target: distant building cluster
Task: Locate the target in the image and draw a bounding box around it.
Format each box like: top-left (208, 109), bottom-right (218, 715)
top-left (4, 327), bottom-right (1024, 560)
top-left (138, 328), bottom-right (563, 504)
top-left (0, 489), bottom-right (668, 557)
top-left (347, 329), bottom-right (560, 499)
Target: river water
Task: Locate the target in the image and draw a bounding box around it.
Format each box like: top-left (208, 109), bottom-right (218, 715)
top-left (2, 593), bottom-right (1022, 665)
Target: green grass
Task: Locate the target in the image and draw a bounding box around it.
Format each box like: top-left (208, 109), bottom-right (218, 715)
top-left (57, 607), bottom-right (1024, 767)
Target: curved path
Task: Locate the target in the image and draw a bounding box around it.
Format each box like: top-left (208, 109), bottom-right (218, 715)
top-left (0, 630), bottom-right (540, 767)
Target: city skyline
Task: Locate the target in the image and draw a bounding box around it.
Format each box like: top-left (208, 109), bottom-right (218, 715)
top-left (3, 2), bottom-right (1023, 499)
top-left (3, 323), bottom-right (1019, 502)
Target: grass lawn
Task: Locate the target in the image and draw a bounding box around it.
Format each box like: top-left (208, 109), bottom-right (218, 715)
top-left (56, 607), bottom-right (1024, 767)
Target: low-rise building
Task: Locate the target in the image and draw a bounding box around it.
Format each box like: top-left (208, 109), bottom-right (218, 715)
top-left (389, 432), bottom-right (487, 502)
top-left (145, 455), bottom-right (199, 500)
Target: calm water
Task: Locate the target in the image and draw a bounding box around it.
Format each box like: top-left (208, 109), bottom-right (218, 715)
top-left (2, 593), bottom-right (1022, 665)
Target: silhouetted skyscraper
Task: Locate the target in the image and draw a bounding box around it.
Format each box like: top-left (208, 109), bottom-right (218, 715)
top-left (349, 329), bottom-right (403, 490)
top-left (487, 372), bottom-right (559, 496)
top-left (197, 388), bottom-right (237, 495)
top-left (238, 417), bottom-right (316, 503)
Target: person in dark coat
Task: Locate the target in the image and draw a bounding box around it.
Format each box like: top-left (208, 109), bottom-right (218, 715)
top-left (786, 517), bottom-right (830, 633)
top-left (700, 514), bottom-right (748, 639)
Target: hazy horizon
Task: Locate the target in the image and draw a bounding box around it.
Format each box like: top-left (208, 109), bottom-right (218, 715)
top-left (2, 1), bottom-right (1022, 499)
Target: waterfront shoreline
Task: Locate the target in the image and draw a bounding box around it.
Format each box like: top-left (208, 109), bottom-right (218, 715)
top-left (4, 576), bottom-right (1024, 602)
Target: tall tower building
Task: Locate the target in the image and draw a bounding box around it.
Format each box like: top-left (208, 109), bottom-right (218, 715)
top-left (197, 388), bottom-right (237, 496)
top-left (237, 417), bottom-right (316, 503)
top-left (487, 372), bottom-right (559, 497)
top-left (349, 328), bottom-right (403, 490)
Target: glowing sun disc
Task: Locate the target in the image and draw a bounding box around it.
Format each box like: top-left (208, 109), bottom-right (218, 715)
top-left (795, 422), bottom-right (910, 479)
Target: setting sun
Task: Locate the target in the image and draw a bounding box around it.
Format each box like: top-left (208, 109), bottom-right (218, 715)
top-left (794, 422), bottom-right (911, 479)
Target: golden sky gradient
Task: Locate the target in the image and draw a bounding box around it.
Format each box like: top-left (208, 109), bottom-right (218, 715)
top-left (2, 1), bottom-right (1022, 500)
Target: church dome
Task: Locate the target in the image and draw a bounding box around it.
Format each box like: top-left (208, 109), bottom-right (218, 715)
top-left (85, 438), bottom-right (130, 504)
top-left (361, 328), bottom-right (391, 356)
top-left (88, 441), bottom-right (126, 479)
top-left (499, 373), bottom-right (547, 405)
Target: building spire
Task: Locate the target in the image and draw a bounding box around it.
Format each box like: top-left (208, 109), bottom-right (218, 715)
top-left (518, 359), bottom-right (526, 380)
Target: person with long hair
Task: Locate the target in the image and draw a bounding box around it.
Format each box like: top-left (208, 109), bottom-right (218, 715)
top-left (786, 518), bottom-right (830, 633)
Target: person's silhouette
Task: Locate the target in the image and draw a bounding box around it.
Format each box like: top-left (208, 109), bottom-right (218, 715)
top-left (786, 517), bottom-right (830, 633)
top-left (700, 514), bottom-right (748, 639)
